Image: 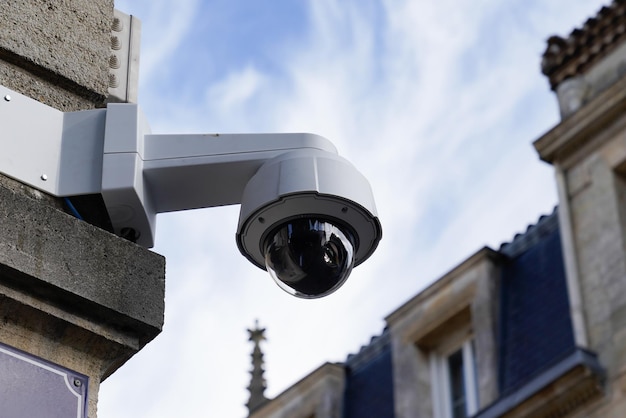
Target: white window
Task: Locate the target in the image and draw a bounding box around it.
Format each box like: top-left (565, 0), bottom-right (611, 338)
top-left (430, 339), bottom-right (478, 418)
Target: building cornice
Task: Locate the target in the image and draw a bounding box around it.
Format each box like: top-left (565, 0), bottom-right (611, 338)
top-left (249, 362), bottom-right (344, 418)
top-left (534, 73), bottom-right (626, 166)
top-left (475, 348), bottom-right (604, 418)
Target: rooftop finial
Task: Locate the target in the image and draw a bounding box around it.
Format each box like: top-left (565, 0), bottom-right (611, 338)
top-left (246, 319), bottom-right (269, 415)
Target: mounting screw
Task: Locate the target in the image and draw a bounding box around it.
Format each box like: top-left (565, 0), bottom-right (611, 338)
top-left (73, 378), bottom-right (82, 387)
top-left (3, 95), bottom-right (10, 102)
top-left (109, 54), bottom-right (121, 69)
top-left (108, 73), bottom-right (120, 88)
top-left (111, 35), bottom-right (121, 50)
top-left (40, 174), bottom-right (48, 181)
top-left (112, 17), bottom-right (123, 32)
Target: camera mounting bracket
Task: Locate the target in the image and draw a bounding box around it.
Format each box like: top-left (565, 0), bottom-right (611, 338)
top-left (0, 85), bottom-right (380, 251)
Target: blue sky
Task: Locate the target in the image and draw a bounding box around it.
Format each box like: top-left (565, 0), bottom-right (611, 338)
top-left (100, 1), bottom-right (608, 417)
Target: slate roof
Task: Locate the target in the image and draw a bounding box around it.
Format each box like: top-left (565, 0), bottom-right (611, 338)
top-left (343, 329), bottom-right (394, 418)
top-left (498, 207), bottom-right (559, 257)
top-left (497, 209), bottom-right (576, 394)
top-left (340, 208), bottom-right (575, 413)
top-left (542, 0), bottom-right (626, 89)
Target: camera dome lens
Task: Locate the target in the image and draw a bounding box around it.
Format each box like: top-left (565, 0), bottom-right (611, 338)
top-left (264, 218), bottom-right (355, 298)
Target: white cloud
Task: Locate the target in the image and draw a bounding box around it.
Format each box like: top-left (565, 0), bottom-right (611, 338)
top-left (209, 66), bottom-right (264, 108)
top-left (204, 65), bottom-right (267, 130)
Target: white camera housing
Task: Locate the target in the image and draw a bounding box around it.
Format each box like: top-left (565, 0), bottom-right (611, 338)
top-left (237, 149), bottom-right (381, 269)
top-left (0, 85), bottom-right (382, 298)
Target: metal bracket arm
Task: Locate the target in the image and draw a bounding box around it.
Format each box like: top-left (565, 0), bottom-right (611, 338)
top-left (0, 85), bottom-right (339, 248)
top-left (102, 104), bottom-right (338, 247)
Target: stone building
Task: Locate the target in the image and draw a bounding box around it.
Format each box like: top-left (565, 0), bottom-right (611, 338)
top-left (0, 2), bottom-right (163, 417)
top-left (247, 1), bottom-right (626, 417)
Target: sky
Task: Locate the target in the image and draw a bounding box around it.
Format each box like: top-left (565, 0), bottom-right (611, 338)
top-left (99, 1), bottom-right (609, 417)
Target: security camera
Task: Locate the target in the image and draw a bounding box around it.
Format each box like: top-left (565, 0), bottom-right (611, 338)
top-left (0, 85), bottom-right (382, 298)
top-left (237, 149), bottom-right (382, 298)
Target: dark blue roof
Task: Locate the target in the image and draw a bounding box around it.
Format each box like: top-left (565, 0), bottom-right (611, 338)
top-left (497, 209), bottom-right (575, 394)
top-left (344, 330), bottom-right (395, 418)
top-left (336, 209), bottom-right (575, 415)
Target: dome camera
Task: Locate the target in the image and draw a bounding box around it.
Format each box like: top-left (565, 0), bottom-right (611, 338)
top-left (237, 149), bottom-right (382, 298)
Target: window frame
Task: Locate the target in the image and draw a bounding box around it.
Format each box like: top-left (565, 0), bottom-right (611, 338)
top-left (430, 338), bottom-right (478, 418)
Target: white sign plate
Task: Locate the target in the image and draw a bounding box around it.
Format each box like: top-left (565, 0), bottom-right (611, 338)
top-left (0, 341), bottom-right (88, 418)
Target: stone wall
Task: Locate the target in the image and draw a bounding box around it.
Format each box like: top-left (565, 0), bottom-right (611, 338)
top-left (535, 50), bottom-right (626, 417)
top-left (0, 2), bottom-right (166, 417)
top-left (0, 0), bottom-right (112, 110)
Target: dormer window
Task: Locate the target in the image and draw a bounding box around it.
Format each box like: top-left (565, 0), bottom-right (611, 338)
top-left (385, 248), bottom-right (500, 417)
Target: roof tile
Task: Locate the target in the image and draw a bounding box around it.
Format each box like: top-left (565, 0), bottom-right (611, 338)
top-left (542, 1), bottom-right (626, 89)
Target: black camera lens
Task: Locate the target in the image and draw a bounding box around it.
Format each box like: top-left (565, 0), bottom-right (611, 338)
top-left (264, 218), bottom-right (355, 298)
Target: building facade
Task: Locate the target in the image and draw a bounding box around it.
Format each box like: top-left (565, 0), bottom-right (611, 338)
top-left (248, 1), bottom-right (626, 417)
top-left (0, 3), bottom-right (163, 417)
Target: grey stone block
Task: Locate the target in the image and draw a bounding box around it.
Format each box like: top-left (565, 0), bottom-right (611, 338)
top-left (0, 180), bottom-right (165, 346)
top-left (0, 0), bottom-right (114, 106)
